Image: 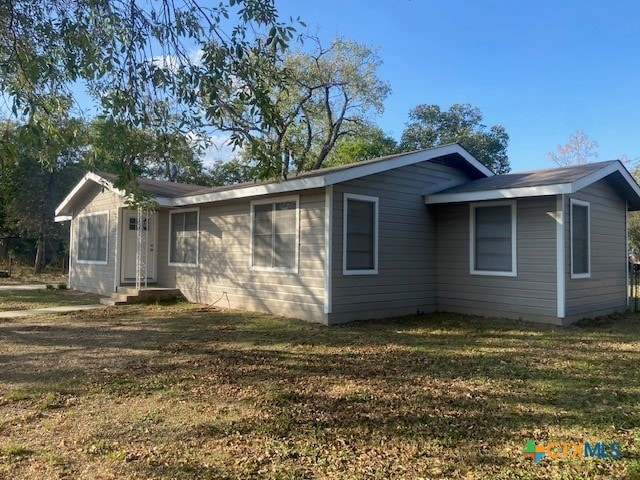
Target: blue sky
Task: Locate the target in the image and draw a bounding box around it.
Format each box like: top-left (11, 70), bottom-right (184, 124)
top-left (274, 0), bottom-right (640, 172)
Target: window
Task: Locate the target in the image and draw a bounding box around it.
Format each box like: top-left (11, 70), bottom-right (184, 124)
top-left (77, 212), bottom-right (108, 264)
top-left (343, 193), bottom-right (378, 275)
top-left (129, 217), bottom-right (148, 231)
top-left (571, 199), bottom-right (590, 278)
top-left (251, 197), bottom-right (299, 272)
top-left (470, 201), bottom-right (516, 276)
top-left (169, 209), bottom-right (199, 266)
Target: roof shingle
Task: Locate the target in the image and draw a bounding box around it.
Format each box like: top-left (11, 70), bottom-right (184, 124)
top-left (433, 160), bottom-right (619, 195)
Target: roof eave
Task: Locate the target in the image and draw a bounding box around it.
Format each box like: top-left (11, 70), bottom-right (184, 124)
top-left (172, 144), bottom-right (491, 207)
top-left (171, 176), bottom-right (327, 206)
top-left (425, 161), bottom-right (640, 207)
top-left (425, 183), bottom-right (573, 204)
top-left (54, 172), bottom-right (119, 219)
top-left (54, 172), bottom-right (172, 221)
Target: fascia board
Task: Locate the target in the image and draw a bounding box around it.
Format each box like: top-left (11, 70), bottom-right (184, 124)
top-left (170, 176), bottom-right (327, 206)
top-left (54, 172), bottom-right (116, 216)
top-left (55, 172), bottom-right (171, 216)
top-left (571, 161), bottom-right (621, 192)
top-left (425, 162), bottom-right (640, 206)
top-left (323, 144), bottom-right (494, 186)
top-left (425, 184), bottom-right (573, 204)
top-left (171, 144), bottom-right (491, 207)
top-left (572, 161), bottom-right (640, 201)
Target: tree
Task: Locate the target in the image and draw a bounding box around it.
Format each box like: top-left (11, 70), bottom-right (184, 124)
top-left (87, 115), bottom-right (205, 187)
top-left (0, 110), bottom-right (87, 272)
top-left (210, 36), bottom-right (391, 177)
top-left (399, 103), bottom-right (510, 174)
top-left (326, 125), bottom-right (398, 166)
top-left (547, 130), bottom-right (599, 166)
top-left (1, 0), bottom-right (299, 179)
top-left (205, 158), bottom-right (258, 186)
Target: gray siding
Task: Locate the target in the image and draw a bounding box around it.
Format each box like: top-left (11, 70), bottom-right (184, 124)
top-left (328, 161), bottom-right (473, 324)
top-left (564, 180), bottom-right (627, 321)
top-left (155, 209), bottom-right (176, 288)
top-left (436, 197), bottom-right (559, 323)
top-left (69, 184), bottom-right (123, 296)
top-left (163, 191), bottom-right (327, 323)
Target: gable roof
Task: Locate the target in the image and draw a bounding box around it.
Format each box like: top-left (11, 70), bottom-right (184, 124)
top-left (173, 143), bottom-right (491, 206)
top-left (425, 160), bottom-right (640, 210)
top-left (94, 172), bottom-right (211, 198)
top-left (55, 143), bottom-right (491, 220)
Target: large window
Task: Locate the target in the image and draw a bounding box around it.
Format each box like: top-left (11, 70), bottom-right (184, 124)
top-left (169, 209), bottom-right (199, 266)
top-left (251, 197), bottom-right (299, 272)
top-left (77, 212), bottom-right (109, 264)
top-left (343, 193), bottom-right (378, 275)
top-left (470, 201), bottom-right (516, 276)
top-left (571, 199), bottom-right (590, 278)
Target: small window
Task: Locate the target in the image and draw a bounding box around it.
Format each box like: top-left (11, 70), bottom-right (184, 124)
top-left (251, 198), bottom-right (299, 272)
top-left (571, 199), bottom-right (590, 278)
top-left (470, 201), bottom-right (516, 276)
top-left (169, 209), bottom-right (199, 266)
top-left (77, 212), bottom-right (109, 264)
top-left (129, 218), bottom-right (148, 231)
top-left (343, 193), bottom-right (378, 275)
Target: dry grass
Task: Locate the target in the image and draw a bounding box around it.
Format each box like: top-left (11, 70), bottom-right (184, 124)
top-left (0, 262), bottom-right (67, 286)
top-left (0, 289), bottom-right (104, 311)
top-left (0, 303), bottom-right (639, 479)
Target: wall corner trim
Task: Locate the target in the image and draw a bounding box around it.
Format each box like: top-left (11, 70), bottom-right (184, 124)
top-left (556, 194), bottom-right (566, 318)
top-left (324, 185), bottom-right (334, 314)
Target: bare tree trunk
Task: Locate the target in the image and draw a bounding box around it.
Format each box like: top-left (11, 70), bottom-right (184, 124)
top-left (34, 234), bottom-right (45, 274)
top-left (0, 238), bottom-right (8, 261)
top-left (34, 171), bottom-right (55, 274)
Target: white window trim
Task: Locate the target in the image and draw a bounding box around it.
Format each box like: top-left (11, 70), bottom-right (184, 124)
top-left (343, 193), bottom-right (379, 276)
top-left (168, 207), bottom-right (200, 267)
top-left (76, 210), bottom-right (109, 265)
top-left (570, 198), bottom-right (591, 279)
top-left (250, 196), bottom-right (300, 274)
top-left (469, 200), bottom-right (517, 277)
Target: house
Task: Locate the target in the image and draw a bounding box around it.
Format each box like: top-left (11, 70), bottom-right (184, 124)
top-left (54, 144), bottom-right (640, 325)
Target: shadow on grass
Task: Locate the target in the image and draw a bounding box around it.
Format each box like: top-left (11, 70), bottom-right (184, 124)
top-left (0, 288), bottom-right (102, 311)
top-left (1, 305), bottom-right (640, 478)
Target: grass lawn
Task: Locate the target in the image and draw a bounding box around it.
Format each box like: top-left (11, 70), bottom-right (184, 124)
top-left (0, 289), bottom-right (104, 311)
top-left (0, 304), bottom-right (639, 479)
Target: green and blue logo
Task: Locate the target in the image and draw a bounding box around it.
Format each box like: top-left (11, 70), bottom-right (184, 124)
top-left (523, 440), bottom-right (620, 464)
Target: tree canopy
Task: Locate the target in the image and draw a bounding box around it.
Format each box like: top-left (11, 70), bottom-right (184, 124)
top-left (400, 103), bottom-right (510, 174)
top-left (1, 1), bottom-right (299, 169)
top-left (212, 36), bottom-right (391, 177)
top-left (327, 125), bottom-right (398, 167)
top-left (0, 111), bottom-right (87, 272)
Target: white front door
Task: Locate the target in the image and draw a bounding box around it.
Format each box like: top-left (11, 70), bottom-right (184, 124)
top-left (121, 210), bottom-right (157, 283)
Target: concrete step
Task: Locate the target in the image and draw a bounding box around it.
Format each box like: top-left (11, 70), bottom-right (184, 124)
top-left (117, 287), bottom-right (150, 295)
top-left (103, 288), bottom-right (182, 306)
top-left (111, 294), bottom-right (138, 302)
top-left (100, 298), bottom-right (127, 306)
